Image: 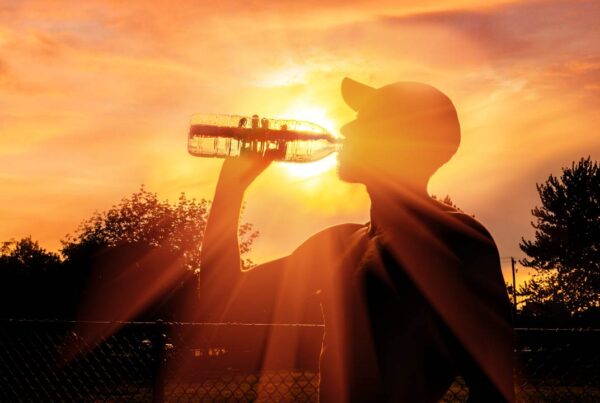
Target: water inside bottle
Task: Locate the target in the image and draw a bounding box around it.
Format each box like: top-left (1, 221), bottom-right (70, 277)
top-left (188, 114), bottom-right (341, 162)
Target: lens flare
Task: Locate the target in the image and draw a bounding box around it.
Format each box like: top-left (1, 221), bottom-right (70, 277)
top-left (276, 106), bottom-right (340, 178)
top-left (282, 153), bottom-right (338, 178)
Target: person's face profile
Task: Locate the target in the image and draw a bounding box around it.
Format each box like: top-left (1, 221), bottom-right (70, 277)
top-left (338, 114), bottom-right (420, 185)
top-left (337, 116), bottom-right (373, 183)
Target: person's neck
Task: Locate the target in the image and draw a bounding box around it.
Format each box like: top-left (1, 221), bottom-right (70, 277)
top-left (367, 178), bottom-right (429, 208)
top-left (366, 179), bottom-right (432, 231)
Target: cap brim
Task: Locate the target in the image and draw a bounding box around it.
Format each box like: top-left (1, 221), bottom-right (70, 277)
top-left (341, 77), bottom-right (376, 112)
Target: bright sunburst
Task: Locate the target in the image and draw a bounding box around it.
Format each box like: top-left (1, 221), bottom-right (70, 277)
top-left (277, 105), bottom-right (340, 179)
top-left (281, 153), bottom-right (339, 179)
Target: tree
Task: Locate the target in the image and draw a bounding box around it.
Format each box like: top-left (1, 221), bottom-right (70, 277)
top-left (0, 186), bottom-right (259, 321)
top-left (431, 194), bottom-right (463, 212)
top-left (62, 185), bottom-right (254, 270)
top-left (519, 157), bottom-right (600, 314)
top-left (0, 237), bottom-right (62, 318)
top-left (1, 237), bottom-right (61, 269)
top-left (61, 186), bottom-right (258, 321)
top-left (62, 185), bottom-right (257, 271)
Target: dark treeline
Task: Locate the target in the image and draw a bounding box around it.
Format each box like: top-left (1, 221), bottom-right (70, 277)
top-left (0, 187), bottom-right (257, 322)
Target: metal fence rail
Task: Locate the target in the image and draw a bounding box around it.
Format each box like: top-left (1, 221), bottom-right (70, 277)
top-left (514, 328), bottom-right (600, 402)
top-left (0, 320), bottom-right (598, 402)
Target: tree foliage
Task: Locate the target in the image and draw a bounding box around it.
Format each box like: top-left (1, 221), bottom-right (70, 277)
top-left (1, 237), bottom-right (61, 270)
top-left (0, 186), bottom-right (259, 320)
top-left (61, 186), bottom-right (257, 271)
top-left (431, 194), bottom-right (463, 212)
top-left (0, 238), bottom-right (63, 318)
top-left (519, 157), bottom-right (600, 314)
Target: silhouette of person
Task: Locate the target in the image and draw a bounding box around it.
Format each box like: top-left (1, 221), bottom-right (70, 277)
top-left (199, 78), bottom-right (514, 402)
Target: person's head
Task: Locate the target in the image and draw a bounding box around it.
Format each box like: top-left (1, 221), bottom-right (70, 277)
top-left (337, 78), bottom-right (460, 192)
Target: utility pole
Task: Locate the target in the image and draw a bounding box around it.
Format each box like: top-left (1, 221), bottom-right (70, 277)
top-left (511, 257), bottom-right (517, 318)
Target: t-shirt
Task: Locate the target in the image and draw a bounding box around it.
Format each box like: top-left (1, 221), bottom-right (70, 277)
top-left (316, 207), bottom-right (513, 402)
top-left (210, 201), bottom-right (514, 402)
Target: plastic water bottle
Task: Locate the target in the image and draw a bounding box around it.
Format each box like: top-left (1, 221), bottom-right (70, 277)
top-left (188, 113), bottom-right (342, 162)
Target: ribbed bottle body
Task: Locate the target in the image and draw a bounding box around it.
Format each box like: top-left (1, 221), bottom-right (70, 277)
top-left (188, 114), bottom-right (341, 162)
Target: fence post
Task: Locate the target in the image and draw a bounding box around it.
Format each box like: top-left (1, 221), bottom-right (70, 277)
top-left (151, 319), bottom-right (166, 403)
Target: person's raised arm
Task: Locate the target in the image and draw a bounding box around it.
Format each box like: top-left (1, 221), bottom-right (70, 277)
top-left (199, 154), bottom-right (272, 318)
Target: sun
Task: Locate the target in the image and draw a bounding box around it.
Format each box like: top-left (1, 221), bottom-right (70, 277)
top-left (282, 153), bottom-right (339, 179)
top-left (277, 105), bottom-right (341, 179)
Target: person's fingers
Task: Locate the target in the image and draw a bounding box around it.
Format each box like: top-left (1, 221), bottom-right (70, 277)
top-left (220, 154), bottom-right (273, 187)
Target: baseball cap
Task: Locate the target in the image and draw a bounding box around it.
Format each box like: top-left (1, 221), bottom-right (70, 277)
top-left (340, 77), bottom-right (461, 149)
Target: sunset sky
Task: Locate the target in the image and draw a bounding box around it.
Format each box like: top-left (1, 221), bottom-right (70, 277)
top-left (1, 0), bottom-right (599, 284)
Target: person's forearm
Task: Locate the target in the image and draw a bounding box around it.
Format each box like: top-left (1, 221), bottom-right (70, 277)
top-left (201, 180), bottom-right (246, 286)
top-left (198, 179), bottom-right (247, 320)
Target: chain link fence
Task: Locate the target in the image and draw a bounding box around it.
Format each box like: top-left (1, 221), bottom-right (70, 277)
top-left (0, 320), bottom-right (598, 402)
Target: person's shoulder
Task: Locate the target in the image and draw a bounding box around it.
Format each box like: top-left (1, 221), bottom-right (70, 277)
top-left (444, 211), bottom-right (502, 270)
top-left (291, 223), bottom-right (366, 256)
top-left (307, 222), bottom-right (366, 243)
top-left (447, 211), bottom-right (494, 243)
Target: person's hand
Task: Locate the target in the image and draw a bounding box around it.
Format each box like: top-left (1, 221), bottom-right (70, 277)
top-left (218, 153), bottom-right (273, 189)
